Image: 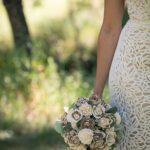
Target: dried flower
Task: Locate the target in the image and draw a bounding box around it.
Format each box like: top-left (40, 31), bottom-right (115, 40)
top-left (93, 104), bottom-right (105, 119)
top-left (80, 117), bottom-right (95, 129)
top-left (76, 97), bottom-right (89, 107)
top-left (55, 97), bottom-right (122, 150)
top-left (98, 117), bottom-right (112, 129)
top-left (64, 130), bottom-right (81, 147)
top-left (90, 130), bottom-right (106, 149)
top-left (61, 112), bottom-right (68, 127)
top-left (79, 103), bottom-right (93, 116)
top-left (69, 144), bottom-right (87, 150)
top-left (78, 128), bottom-right (93, 145)
top-left (67, 109), bottom-right (83, 123)
top-left (106, 131), bottom-right (116, 146)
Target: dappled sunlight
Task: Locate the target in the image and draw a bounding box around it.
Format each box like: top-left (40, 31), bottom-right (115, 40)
top-left (0, 0), bottom-right (14, 48)
top-left (0, 0), bottom-right (106, 149)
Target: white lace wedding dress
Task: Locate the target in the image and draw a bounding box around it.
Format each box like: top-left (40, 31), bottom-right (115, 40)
top-left (108, 0), bottom-right (150, 149)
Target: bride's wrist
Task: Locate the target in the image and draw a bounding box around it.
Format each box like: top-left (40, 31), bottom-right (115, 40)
top-left (90, 91), bottom-right (103, 101)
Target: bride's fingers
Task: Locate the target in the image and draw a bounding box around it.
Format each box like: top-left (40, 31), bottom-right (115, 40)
top-left (89, 94), bottom-right (99, 101)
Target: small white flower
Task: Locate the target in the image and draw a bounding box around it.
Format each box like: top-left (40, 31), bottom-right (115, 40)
top-left (114, 112), bottom-right (121, 125)
top-left (78, 128), bottom-right (93, 145)
top-left (64, 107), bottom-right (69, 113)
top-left (67, 109), bottom-right (83, 123)
top-left (106, 131), bottom-right (116, 146)
top-left (79, 103), bottom-right (93, 116)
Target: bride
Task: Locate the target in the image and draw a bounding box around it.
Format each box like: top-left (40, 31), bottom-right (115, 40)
top-left (91, 0), bottom-right (150, 149)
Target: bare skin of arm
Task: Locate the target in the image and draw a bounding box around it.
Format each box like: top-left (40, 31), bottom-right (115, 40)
top-left (92, 0), bottom-right (125, 98)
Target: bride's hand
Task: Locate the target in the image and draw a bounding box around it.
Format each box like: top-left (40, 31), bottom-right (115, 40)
top-left (89, 93), bottom-right (103, 101)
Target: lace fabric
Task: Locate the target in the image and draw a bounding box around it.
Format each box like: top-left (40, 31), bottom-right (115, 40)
top-left (108, 0), bottom-right (150, 149)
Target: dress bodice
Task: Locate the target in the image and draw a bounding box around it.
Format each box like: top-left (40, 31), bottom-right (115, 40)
top-left (126, 0), bottom-right (150, 21)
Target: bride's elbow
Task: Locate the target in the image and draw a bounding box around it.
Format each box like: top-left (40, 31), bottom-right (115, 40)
top-left (102, 23), bottom-right (122, 35)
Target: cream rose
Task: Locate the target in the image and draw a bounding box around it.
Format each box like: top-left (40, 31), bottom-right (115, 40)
top-left (98, 117), bottom-right (111, 129)
top-left (93, 104), bottom-right (105, 119)
top-left (114, 112), bottom-right (121, 125)
top-left (79, 103), bottom-right (93, 116)
top-left (70, 144), bottom-right (87, 150)
top-left (78, 128), bottom-right (93, 145)
top-left (106, 131), bottom-right (116, 146)
top-left (101, 146), bottom-right (110, 150)
top-left (67, 109), bottom-right (83, 123)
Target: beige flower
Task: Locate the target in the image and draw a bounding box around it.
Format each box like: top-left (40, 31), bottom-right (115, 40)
top-left (78, 128), bottom-right (93, 145)
top-left (106, 127), bottom-right (115, 133)
top-left (90, 130), bottom-right (106, 149)
top-left (71, 121), bottom-right (77, 129)
top-left (76, 97), bottom-right (89, 107)
top-left (80, 117), bottom-right (95, 129)
top-left (93, 104), bottom-right (105, 119)
top-left (104, 104), bottom-right (112, 111)
top-left (106, 131), bottom-right (116, 146)
top-left (61, 112), bottom-right (68, 127)
top-left (64, 130), bottom-right (81, 147)
top-left (114, 112), bottom-right (121, 125)
top-left (70, 144), bottom-right (87, 150)
top-left (98, 117), bottom-right (113, 129)
top-left (90, 140), bottom-right (105, 149)
top-left (79, 103), bottom-right (93, 116)
top-left (67, 109), bottom-right (83, 123)
top-left (101, 146), bottom-right (110, 150)
top-left (98, 117), bottom-right (110, 129)
top-left (93, 130), bottom-right (106, 140)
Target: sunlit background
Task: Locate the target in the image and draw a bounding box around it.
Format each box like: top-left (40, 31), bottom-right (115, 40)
top-left (0, 0), bottom-right (128, 149)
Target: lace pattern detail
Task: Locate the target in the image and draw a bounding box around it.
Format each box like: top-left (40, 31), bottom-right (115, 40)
top-left (126, 0), bottom-right (150, 21)
top-left (108, 0), bottom-right (150, 149)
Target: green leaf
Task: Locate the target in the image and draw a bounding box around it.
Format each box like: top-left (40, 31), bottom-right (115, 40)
top-left (77, 120), bottom-right (81, 128)
top-left (64, 122), bottom-right (72, 131)
top-left (54, 121), bottom-right (64, 136)
top-left (88, 100), bottom-right (93, 106)
top-left (106, 107), bottom-right (117, 114)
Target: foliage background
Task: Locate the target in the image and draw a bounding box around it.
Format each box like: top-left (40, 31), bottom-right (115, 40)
top-left (0, 0), bottom-right (128, 149)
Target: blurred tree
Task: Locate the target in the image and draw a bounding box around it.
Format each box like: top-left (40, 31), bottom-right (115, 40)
top-left (2, 0), bottom-right (32, 57)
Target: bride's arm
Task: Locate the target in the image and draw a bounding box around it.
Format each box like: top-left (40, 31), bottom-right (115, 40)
top-left (93, 0), bottom-right (125, 98)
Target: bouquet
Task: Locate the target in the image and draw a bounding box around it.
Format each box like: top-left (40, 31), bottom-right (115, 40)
top-left (55, 97), bottom-right (122, 150)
